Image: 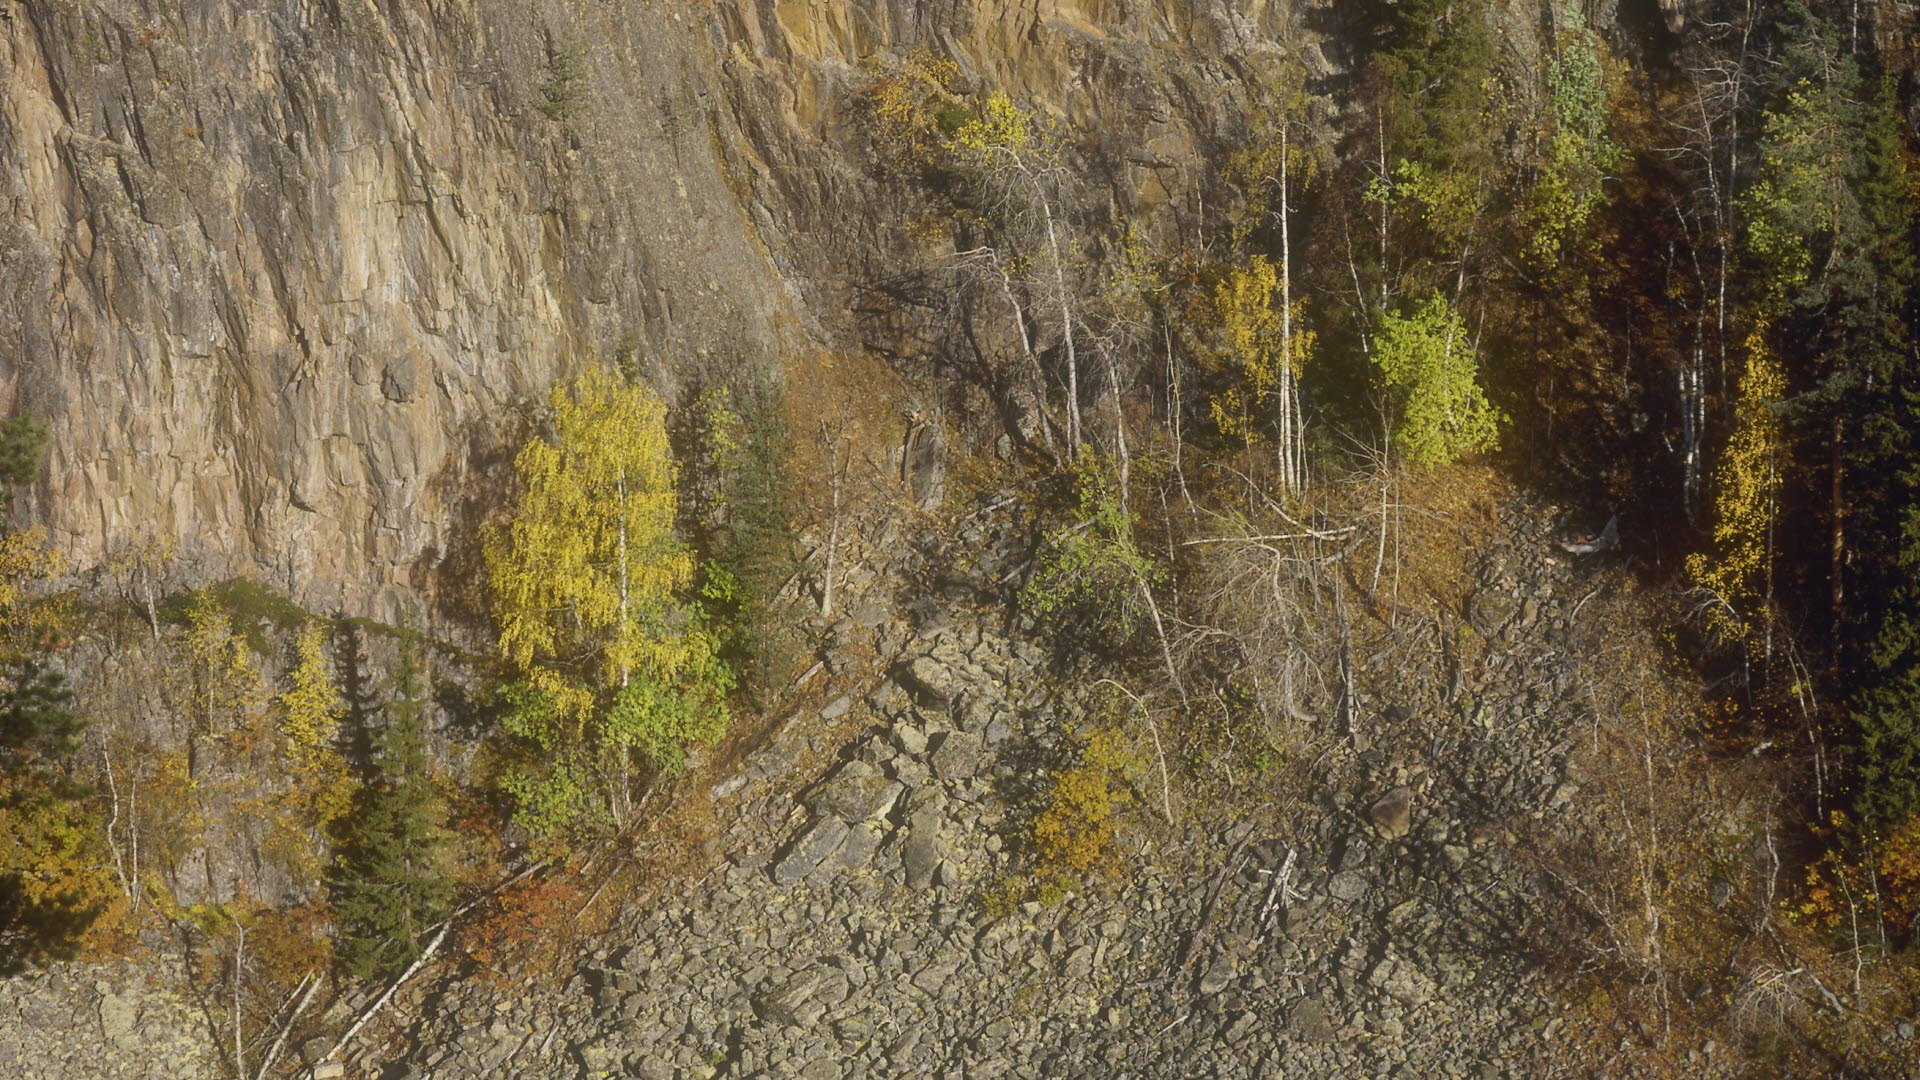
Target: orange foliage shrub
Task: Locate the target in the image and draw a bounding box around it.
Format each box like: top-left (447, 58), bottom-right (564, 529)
top-left (460, 875), bottom-right (581, 982)
top-left (1876, 814), bottom-right (1920, 936)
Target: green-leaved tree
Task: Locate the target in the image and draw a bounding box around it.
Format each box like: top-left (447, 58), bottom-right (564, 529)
top-left (1372, 294), bottom-right (1503, 466)
top-left (485, 368), bottom-right (731, 841)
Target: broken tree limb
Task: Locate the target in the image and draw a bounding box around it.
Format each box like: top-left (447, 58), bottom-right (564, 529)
top-left (325, 861), bottom-right (548, 1065)
top-left (253, 973), bottom-right (321, 1080)
top-left (1258, 848), bottom-right (1297, 933)
top-left (1179, 835), bottom-right (1251, 973)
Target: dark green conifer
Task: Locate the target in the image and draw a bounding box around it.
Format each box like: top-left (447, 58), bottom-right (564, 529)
top-left (330, 640), bottom-right (450, 981)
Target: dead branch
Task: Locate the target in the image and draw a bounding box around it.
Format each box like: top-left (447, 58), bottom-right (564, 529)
top-left (325, 861), bottom-right (548, 1065)
top-left (1178, 836), bottom-right (1251, 973)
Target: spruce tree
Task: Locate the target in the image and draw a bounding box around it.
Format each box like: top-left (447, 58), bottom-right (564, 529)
top-left (1368, 0), bottom-right (1500, 277)
top-left (331, 642), bottom-right (449, 982)
top-left (0, 413), bottom-right (46, 508)
top-left (1842, 81), bottom-right (1920, 842)
top-left (0, 658), bottom-right (102, 972)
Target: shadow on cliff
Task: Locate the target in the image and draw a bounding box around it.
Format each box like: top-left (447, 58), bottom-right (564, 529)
top-left (421, 414), bottom-right (538, 643)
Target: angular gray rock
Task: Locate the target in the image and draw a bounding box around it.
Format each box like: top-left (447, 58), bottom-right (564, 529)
top-left (1368, 787), bottom-right (1413, 840)
top-left (773, 817), bottom-right (851, 886)
top-left (754, 968), bottom-right (851, 1027)
top-left (1289, 998), bottom-right (1338, 1043)
top-left (929, 730), bottom-right (983, 782)
top-left (1329, 870), bottom-right (1370, 902)
top-left (901, 790), bottom-right (948, 890)
top-left (806, 760), bottom-right (905, 823)
top-left (900, 656), bottom-right (958, 708)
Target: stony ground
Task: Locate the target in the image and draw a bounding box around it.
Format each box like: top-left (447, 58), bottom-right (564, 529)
top-left (14, 495), bottom-right (1750, 1079)
top-left (367, 496), bottom-right (1723, 1079)
top-left (0, 958), bottom-right (210, 1079)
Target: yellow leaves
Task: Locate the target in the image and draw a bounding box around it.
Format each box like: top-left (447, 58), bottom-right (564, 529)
top-left (273, 622), bottom-right (352, 862)
top-left (1203, 255), bottom-right (1313, 442)
top-left (485, 366), bottom-right (732, 836)
top-left (949, 91), bottom-right (1037, 163)
top-left (1687, 318), bottom-right (1785, 642)
top-left (1031, 728), bottom-right (1137, 896)
top-left (180, 591), bottom-right (267, 745)
top-left (278, 623), bottom-right (342, 777)
top-left (858, 48), bottom-right (962, 173)
top-left (486, 368), bottom-right (693, 687)
top-left (0, 529), bottom-right (68, 654)
top-left (945, 91), bottom-right (1061, 191)
top-left (0, 776), bottom-right (117, 952)
top-left (1878, 814), bottom-right (1920, 932)
top-left (1215, 255), bottom-right (1284, 391)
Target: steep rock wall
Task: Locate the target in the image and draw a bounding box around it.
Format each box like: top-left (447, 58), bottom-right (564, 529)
top-left (0, 0), bottom-right (1390, 621)
top-left (0, 0), bottom-right (795, 620)
top-left (715, 0), bottom-right (1326, 345)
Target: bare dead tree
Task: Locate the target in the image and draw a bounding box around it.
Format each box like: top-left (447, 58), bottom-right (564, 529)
top-left (819, 402), bottom-right (851, 618)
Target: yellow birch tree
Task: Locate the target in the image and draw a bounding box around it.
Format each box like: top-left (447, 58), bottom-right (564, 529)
top-left (485, 369), bottom-right (730, 840)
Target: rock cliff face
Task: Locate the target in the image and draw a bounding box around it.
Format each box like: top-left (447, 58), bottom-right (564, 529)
top-left (0, 0), bottom-right (1389, 620)
top-left (0, 0), bottom-right (799, 619)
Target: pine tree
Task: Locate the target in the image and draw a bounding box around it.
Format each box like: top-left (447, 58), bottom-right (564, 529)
top-left (1840, 79), bottom-right (1920, 843)
top-left (0, 414), bottom-right (46, 510)
top-left (330, 642), bottom-right (449, 982)
top-left (0, 657), bottom-right (104, 971)
top-left (1366, 0), bottom-right (1501, 293)
top-left (685, 385), bottom-right (795, 701)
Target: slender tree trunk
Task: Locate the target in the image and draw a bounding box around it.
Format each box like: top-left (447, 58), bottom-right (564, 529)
top-left (1831, 413), bottom-right (1845, 645)
top-left (992, 262), bottom-right (1061, 458)
top-left (617, 470), bottom-right (630, 689)
top-left (141, 567), bottom-right (159, 643)
top-left (821, 411), bottom-right (849, 618)
top-left (128, 772), bottom-right (140, 913)
top-left (1103, 342), bottom-right (1131, 520)
top-left (614, 468), bottom-right (633, 824)
top-left (253, 974), bottom-right (320, 1080)
top-left (1041, 200), bottom-right (1081, 457)
top-left (1167, 324), bottom-right (1195, 513)
top-left (1277, 126), bottom-right (1299, 494)
top-left (232, 922), bottom-right (246, 1080)
top-left (1377, 108), bottom-right (1390, 311)
top-left (1719, 2), bottom-right (1754, 414)
top-left (101, 747), bottom-right (131, 899)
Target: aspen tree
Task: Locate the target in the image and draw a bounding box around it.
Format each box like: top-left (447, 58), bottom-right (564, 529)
top-left (485, 369), bottom-right (729, 838)
top-left (1209, 256), bottom-right (1315, 492)
top-left (1371, 294), bottom-right (1502, 467)
top-left (1228, 56), bottom-right (1323, 495)
top-left (948, 93), bottom-right (1086, 458)
top-left (268, 623), bottom-right (352, 886)
top-left (1686, 323), bottom-right (1785, 650)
